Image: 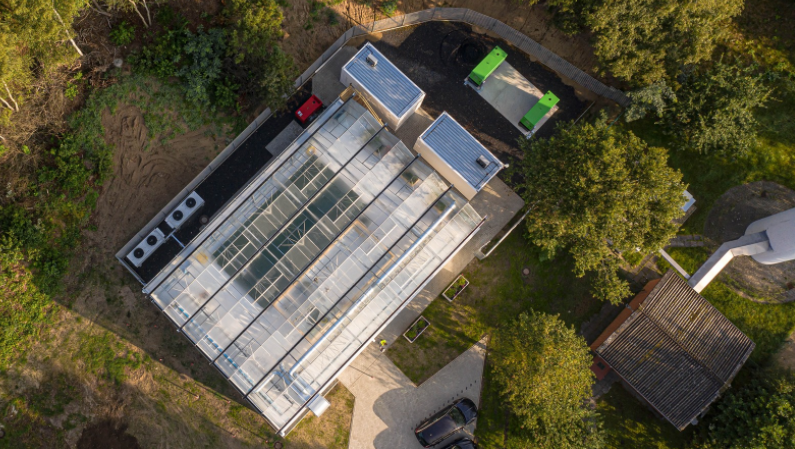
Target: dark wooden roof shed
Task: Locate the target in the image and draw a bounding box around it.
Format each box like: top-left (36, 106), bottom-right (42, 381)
top-left (591, 270), bottom-right (755, 430)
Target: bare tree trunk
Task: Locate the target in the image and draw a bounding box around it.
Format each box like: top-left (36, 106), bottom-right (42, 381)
top-left (0, 96), bottom-right (14, 112)
top-left (91, 0), bottom-right (113, 16)
top-left (142, 0), bottom-right (151, 26)
top-left (129, 0), bottom-right (150, 27)
top-left (52, 6), bottom-right (84, 56)
top-left (3, 83), bottom-right (18, 112)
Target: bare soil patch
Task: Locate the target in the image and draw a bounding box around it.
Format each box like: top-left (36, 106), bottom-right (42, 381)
top-left (80, 103), bottom-right (224, 270)
top-left (704, 181), bottom-right (795, 303)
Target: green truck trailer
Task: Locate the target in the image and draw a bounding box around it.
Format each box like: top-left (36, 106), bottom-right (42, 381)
top-left (520, 91), bottom-right (560, 132)
top-left (468, 46), bottom-right (508, 86)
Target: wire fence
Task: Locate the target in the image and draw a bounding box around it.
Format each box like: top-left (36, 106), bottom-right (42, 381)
top-left (294, 7), bottom-right (630, 107)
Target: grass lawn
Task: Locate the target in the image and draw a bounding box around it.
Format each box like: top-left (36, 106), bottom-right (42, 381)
top-left (286, 384), bottom-right (355, 449)
top-left (387, 230), bottom-right (604, 444)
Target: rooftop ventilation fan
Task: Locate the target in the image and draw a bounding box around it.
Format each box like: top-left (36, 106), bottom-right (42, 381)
top-left (127, 228), bottom-right (166, 267)
top-left (366, 54), bottom-right (378, 68)
top-left (166, 192), bottom-right (205, 230)
top-left (476, 155), bottom-right (491, 169)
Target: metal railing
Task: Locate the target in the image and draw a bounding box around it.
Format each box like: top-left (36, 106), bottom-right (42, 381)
top-left (293, 7), bottom-right (630, 107)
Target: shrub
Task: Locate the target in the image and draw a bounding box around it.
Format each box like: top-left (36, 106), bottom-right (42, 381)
top-left (224, 0), bottom-right (284, 63)
top-left (177, 27), bottom-right (227, 107)
top-left (110, 21), bottom-right (136, 46)
top-left (380, 0), bottom-right (398, 16)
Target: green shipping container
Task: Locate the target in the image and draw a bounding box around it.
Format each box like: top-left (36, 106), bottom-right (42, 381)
top-left (520, 91), bottom-right (560, 131)
top-left (468, 46), bottom-right (508, 86)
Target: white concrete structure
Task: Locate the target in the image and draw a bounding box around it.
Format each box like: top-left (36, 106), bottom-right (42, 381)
top-left (415, 112), bottom-right (505, 201)
top-left (340, 43), bottom-right (425, 131)
top-left (470, 61), bottom-right (558, 136)
top-left (688, 207), bottom-right (795, 292)
top-left (745, 207), bottom-right (795, 265)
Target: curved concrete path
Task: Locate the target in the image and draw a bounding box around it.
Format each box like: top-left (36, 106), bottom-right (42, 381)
top-left (339, 337), bottom-right (488, 449)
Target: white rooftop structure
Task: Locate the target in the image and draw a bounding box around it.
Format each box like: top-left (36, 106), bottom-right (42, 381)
top-left (688, 207), bottom-right (795, 292)
top-left (139, 97), bottom-right (486, 435)
top-left (340, 43), bottom-right (425, 131)
top-left (414, 112), bottom-right (505, 200)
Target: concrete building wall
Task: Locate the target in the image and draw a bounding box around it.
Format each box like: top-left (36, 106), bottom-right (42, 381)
top-left (414, 136), bottom-right (478, 200)
top-left (340, 67), bottom-right (423, 131)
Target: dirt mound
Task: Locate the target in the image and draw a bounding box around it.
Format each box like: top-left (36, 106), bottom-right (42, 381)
top-left (704, 181), bottom-right (795, 303)
top-left (77, 420), bottom-right (141, 449)
top-left (80, 104), bottom-right (224, 271)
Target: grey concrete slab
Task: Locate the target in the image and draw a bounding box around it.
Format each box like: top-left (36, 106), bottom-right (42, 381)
top-left (471, 61), bottom-right (558, 136)
top-left (265, 121), bottom-right (303, 157)
top-left (341, 337), bottom-right (488, 449)
top-left (378, 177), bottom-right (524, 349)
top-left (312, 46), bottom-right (357, 106)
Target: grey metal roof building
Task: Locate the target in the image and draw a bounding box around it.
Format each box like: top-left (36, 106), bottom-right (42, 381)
top-left (129, 96), bottom-right (487, 435)
top-left (340, 43), bottom-right (425, 130)
top-left (592, 271), bottom-right (755, 430)
top-left (415, 112), bottom-right (505, 200)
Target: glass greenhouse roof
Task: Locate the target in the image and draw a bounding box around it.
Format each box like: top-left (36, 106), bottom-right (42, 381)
top-left (143, 97), bottom-right (484, 432)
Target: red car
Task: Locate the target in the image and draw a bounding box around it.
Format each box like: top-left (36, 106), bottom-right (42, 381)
top-left (295, 95), bottom-right (323, 124)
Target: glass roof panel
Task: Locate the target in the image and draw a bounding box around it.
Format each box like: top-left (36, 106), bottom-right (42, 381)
top-left (177, 130), bottom-right (414, 359)
top-left (150, 100), bottom-right (374, 312)
top-left (247, 195), bottom-right (482, 428)
top-left (218, 166), bottom-right (450, 392)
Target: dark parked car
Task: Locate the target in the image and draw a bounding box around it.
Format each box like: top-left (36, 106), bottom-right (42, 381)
top-left (440, 438), bottom-right (478, 449)
top-left (414, 398), bottom-right (478, 447)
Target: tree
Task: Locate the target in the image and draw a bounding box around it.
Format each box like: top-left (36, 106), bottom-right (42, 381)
top-left (705, 370), bottom-right (795, 449)
top-left (0, 0), bottom-right (87, 107)
top-left (547, 0), bottom-right (743, 85)
top-left (224, 0), bottom-right (284, 64)
top-left (666, 61), bottom-right (773, 157)
top-left (491, 311), bottom-right (602, 449)
top-left (519, 120), bottom-right (685, 304)
top-left (222, 0), bottom-right (296, 111)
top-left (624, 81), bottom-right (677, 122)
top-left (102, 0), bottom-right (152, 27)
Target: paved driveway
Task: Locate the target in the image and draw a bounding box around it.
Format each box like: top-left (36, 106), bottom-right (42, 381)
top-left (339, 337), bottom-right (488, 449)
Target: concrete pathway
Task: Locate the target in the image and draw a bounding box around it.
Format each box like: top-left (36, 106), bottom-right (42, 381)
top-left (339, 337), bottom-right (488, 449)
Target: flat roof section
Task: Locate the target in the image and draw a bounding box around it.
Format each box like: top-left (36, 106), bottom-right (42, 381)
top-left (471, 61), bottom-right (558, 136)
top-left (417, 112), bottom-right (504, 197)
top-left (342, 43), bottom-right (424, 120)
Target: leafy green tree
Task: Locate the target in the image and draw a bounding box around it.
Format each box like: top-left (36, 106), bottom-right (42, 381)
top-left (666, 61), bottom-right (773, 157)
top-left (178, 27), bottom-right (226, 107)
top-left (491, 311), bottom-right (602, 449)
top-left (519, 120), bottom-right (685, 304)
top-left (624, 81), bottom-right (676, 122)
top-left (547, 0), bottom-right (743, 85)
top-left (221, 0), bottom-right (295, 110)
top-left (224, 0), bottom-right (284, 64)
top-left (705, 370), bottom-right (795, 449)
top-left (0, 0), bottom-right (87, 110)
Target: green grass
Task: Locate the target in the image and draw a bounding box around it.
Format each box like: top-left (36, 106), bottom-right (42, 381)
top-left (625, 86), bottom-right (795, 236)
top-left (599, 385), bottom-right (693, 449)
top-left (387, 230), bottom-right (603, 444)
top-left (77, 331), bottom-right (147, 385)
